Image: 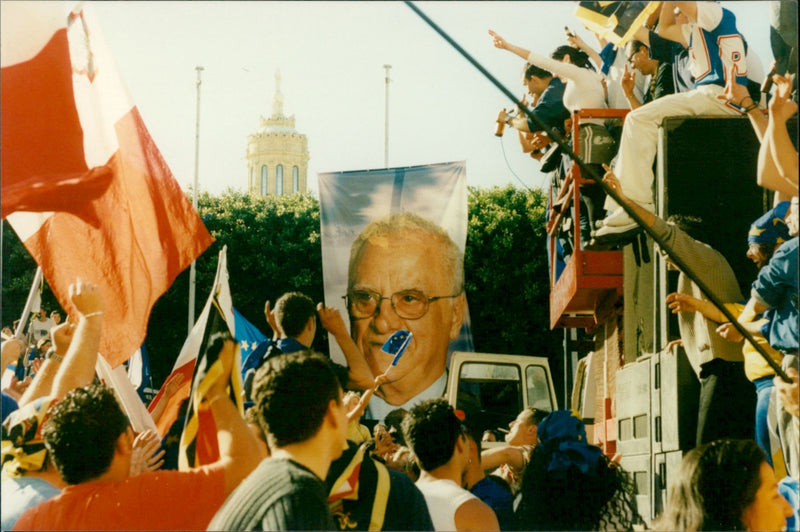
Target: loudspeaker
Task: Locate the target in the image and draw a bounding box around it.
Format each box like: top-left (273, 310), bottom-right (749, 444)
top-left (619, 452), bottom-right (652, 525)
top-left (616, 356), bottom-right (652, 456)
top-left (651, 345), bottom-right (699, 454)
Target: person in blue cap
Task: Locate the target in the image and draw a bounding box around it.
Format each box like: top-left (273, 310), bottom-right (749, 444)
top-left (745, 201), bottom-right (791, 269)
top-left (514, 410), bottom-right (643, 530)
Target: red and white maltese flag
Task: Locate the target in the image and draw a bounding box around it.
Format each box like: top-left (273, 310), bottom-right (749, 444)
top-left (1, 2), bottom-right (214, 367)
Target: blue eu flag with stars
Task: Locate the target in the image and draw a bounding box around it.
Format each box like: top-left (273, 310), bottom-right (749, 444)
top-left (232, 307), bottom-right (267, 367)
top-left (381, 330), bottom-right (413, 367)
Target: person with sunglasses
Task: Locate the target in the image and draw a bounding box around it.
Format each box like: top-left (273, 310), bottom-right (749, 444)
top-left (344, 212), bottom-right (467, 421)
top-left (621, 40), bottom-right (676, 110)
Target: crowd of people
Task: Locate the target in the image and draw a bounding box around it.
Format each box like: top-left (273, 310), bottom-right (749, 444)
top-left (1, 1), bottom-right (798, 530)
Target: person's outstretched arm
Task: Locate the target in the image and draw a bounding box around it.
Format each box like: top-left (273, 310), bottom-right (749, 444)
top-left (601, 164), bottom-right (657, 227)
top-left (567, 32), bottom-right (602, 71)
top-left (317, 303), bottom-right (374, 389)
top-left (766, 74), bottom-right (799, 193)
top-left (17, 321), bottom-right (74, 407)
top-left (657, 2), bottom-right (691, 46)
top-left (203, 338), bottom-right (265, 495)
top-left (665, 293), bottom-right (726, 322)
top-left (480, 445), bottom-right (526, 471)
top-left (347, 374), bottom-right (389, 423)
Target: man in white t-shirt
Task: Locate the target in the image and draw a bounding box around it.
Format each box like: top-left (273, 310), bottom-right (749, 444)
top-left (402, 399), bottom-right (499, 531)
top-left (28, 310), bottom-right (55, 344)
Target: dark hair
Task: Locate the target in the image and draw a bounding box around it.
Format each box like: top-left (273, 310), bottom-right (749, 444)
top-left (41, 383), bottom-right (130, 485)
top-left (748, 242), bottom-right (776, 269)
top-left (522, 407), bottom-right (550, 426)
top-left (525, 63), bottom-right (552, 81)
top-left (515, 438), bottom-right (642, 530)
top-left (654, 440), bottom-right (765, 531)
top-left (251, 350), bottom-right (341, 448)
top-left (274, 292), bottom-right (316, 339)
top-left (384, 408), bottom-right (408, 446)
top-left (460, 418), bottom-right (484, 456)
top-left (551, 45), bottom-right (595, 71)
top-left (402, 398), bottom-right (462, 472)
top-left (244, 406), bottom-right (269, 447)
top-left (628, 40), bottom-right (649, 55)
top-left (666, 214), bottom-right (711, 246)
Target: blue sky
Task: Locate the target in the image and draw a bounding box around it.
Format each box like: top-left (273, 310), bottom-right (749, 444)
top-left (93, 1), bottom-right (774, 196)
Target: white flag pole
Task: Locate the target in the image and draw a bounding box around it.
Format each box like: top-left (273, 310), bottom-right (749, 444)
top-left (15, 266), bottom-right (43, 339)
top-left (188, 65), bottom-right (204, 334)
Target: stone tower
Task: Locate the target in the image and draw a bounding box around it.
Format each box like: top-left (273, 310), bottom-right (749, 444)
top-left (246, 69), bottom-right (309, 196)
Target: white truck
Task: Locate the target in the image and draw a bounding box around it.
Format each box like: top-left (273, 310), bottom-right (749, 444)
top-left (445, 351), bottom-right (558, 440)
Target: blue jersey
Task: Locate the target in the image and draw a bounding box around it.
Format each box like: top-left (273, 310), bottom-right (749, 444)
top-left (689, 5), bottom-right (747, 89)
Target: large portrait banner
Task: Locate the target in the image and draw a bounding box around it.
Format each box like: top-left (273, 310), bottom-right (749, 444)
top-left (318, 161), bottom-right (474, 419)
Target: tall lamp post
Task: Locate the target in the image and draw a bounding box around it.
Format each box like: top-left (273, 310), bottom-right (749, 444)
top-left (383, 64), bottom-right (391, 168)
top-left (188, 65), bottom-right (203, 333)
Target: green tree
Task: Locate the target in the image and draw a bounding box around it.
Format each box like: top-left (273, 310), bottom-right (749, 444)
top-left (465, 185), bottom-right (559, 359)
top-left (1, 221), bottom-right (60, 333)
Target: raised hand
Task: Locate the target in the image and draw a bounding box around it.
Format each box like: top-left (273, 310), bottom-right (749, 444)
top-left (50, 322), bottom-right (75, 357)
top-left (621, 64), bottom-right (636, 96)
top-left (264, 300), bottom-right (281, 338)
top-left (566, 32), bottom-right (586, 50)
top-left (769, 73), bottom-right (798, 123)
top-left (69, 279), bottom-right (104, 320)
top-left (530, 132), bottom-right (550, 151)
top-left (317, 303), bottom-right (349, 338)
top-left (130, 429), bottom-right (166, 476)
top-left (488, 30), bottom-right (509, 50)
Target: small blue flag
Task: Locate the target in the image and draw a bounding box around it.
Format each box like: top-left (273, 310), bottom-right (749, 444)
top-left (232, 307), bottom-right (268, 367)
top-left (381, 330), bottom-right (413, 367)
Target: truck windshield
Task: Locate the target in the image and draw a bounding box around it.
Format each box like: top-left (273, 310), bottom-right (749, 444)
top-left (455, 362), bottom-right (523, 438)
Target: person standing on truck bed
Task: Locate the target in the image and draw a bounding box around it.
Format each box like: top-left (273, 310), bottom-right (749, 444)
top-left (601, 166), bottom-right (756, 446)
top-left (480, 407), bottom-right (549, 494)
top-left (593, 1), bottom-right (755, 243)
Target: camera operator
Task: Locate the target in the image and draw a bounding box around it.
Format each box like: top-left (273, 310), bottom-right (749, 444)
top-left (496, 63), bottom-right (570, 160)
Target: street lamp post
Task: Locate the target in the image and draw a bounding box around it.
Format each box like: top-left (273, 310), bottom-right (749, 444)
top-left (188, 65), bottom-right (203, 333)
top-left (383, 64), bottom-right (391, 168)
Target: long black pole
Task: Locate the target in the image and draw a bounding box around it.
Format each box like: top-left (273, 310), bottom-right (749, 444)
top-left (405, 1), bottom-right (790, 382)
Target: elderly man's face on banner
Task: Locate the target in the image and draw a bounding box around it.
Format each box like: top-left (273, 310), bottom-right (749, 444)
top-left (348, 229), bottom-right (466, 400)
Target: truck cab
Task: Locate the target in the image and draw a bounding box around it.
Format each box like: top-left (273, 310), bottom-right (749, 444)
top-left (445, 351), bottom-right (557, 442)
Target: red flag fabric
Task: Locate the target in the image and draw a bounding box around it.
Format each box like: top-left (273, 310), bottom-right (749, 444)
top-left (1, 2), bottom-right (213, 367)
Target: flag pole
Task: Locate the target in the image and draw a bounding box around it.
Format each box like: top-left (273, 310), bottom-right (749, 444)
top-left (189, 65), bottom-right (204, 333)
top-left (15, 266), bottom-right (43, 339)
top-left (383, 64), bottom-right (391, 168)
